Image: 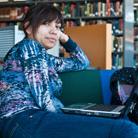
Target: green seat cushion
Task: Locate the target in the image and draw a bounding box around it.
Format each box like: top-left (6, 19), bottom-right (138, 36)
top-left (59, 70), bottom-right (103, 106)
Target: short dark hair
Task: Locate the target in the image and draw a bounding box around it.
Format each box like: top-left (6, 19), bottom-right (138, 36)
top-left (23, 3), bottom-right (64, 37)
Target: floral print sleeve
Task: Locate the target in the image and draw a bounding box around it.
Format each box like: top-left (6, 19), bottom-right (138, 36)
top-left (19, 39), bottom-right (59, 112)
top-left (51, 38), bottom-right (90, 73)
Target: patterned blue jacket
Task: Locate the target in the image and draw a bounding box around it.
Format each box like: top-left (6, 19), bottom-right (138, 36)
top-left (0, 38), bottom-right (90, 118)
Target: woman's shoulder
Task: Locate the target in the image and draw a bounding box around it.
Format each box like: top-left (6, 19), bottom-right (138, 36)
top-left (18, 38), bottom-right (40, 48)
top-left (18, 38), bottom-right (45, 52)
top-left (17, 38), bottom-right (48, 60)
top-left (3, 38), bottom-right (37, 61)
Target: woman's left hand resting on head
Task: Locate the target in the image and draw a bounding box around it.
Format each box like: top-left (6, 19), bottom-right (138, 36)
top-left (59, 31), bottom-right (69, 44)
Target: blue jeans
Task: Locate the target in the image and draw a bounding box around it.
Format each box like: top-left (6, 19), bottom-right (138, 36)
top-left (0, 109), bottom-right (138, 138)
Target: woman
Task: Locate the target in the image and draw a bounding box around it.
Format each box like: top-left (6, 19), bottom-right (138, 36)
top-left (0, 3), bottom-right (138, 138)
top-left (0, 3), bottom-right (90, 137)
top-left (0, 3), bottom-right (90, 117)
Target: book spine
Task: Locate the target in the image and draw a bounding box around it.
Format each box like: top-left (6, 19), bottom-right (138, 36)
top-left (106, 0), bottom-right (111, 16)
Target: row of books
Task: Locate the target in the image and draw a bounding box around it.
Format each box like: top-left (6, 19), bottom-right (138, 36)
top-left (134, 27), bottom-right (138, 39)
top-left (133, 7), bottom-right (138, 67)
top-left (112, 53), bottom-right (123, 69)
top-left (134, 38), bottom-right (138, 55)
top-left (112, 36), bottom-right (123, 69)
top-left (0, 21), bottom-right (22, 28)
top-left (58, 1), bottom-right (123, 18)
top-left (112, 36), bottom-right (123, 53)
top-left (0, 6), bottom-right (29, 20)
top-left (134, 40), bottom-right (138, 67)
top-left (0, 1), bottom-right (123, 19)
top-left (134, 8), bottom-right (138, 65)
top-left (112, 19), bottom-right (123, 35)
top-left (134, 8), bottom-right (138, 24)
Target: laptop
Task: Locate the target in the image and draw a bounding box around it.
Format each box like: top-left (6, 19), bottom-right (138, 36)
top-left (61, 80), bottom-right (138, 118)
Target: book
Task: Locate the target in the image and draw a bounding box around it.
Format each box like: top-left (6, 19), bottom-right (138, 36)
top-left (106, 0), bottom-right (111, 16)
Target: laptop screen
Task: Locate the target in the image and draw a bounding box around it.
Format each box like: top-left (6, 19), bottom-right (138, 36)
top-left (120, 78), bottom-right (138, 118)
top-left (118, 83), bottom-right (134, 104)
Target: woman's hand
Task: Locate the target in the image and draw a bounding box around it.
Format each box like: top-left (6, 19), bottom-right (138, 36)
top-left (59, 31), bottom-right (69, 44)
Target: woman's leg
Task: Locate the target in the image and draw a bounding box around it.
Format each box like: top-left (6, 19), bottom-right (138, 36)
top-left (0, 110), bottom-right (37, 138)
top-left (1, 109), bottom-right (138, 138)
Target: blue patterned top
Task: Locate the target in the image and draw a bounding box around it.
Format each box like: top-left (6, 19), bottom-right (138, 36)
top-left (0, 38), bottom-right (90, 118)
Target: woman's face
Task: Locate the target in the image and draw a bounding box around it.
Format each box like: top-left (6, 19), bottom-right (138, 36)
top-left (28, 20), bottom-right (61, 49)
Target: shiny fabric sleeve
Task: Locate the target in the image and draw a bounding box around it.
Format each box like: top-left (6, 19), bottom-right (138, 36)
top-left (19, 40), bottom-right (56, 111)
top-left (51, 38), bottom-right (90, 73)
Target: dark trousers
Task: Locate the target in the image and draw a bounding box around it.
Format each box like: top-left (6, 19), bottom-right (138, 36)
top-left (0, 109), bottom-right (138, 138)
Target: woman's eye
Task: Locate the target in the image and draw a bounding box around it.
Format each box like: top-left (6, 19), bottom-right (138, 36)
top-left (43, 22), bottom-right (47, 25)
top-left (45, 23), bottom-right (50, 26)
top-left (56, 26), bottom-right (61, 30)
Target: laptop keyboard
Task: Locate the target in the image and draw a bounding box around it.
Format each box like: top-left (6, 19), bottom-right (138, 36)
top-left (86, 105), bottom-right (119, 111)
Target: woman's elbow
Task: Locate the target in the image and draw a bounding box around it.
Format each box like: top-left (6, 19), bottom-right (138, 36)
top-left (82, 59), bottom-right (90, 69)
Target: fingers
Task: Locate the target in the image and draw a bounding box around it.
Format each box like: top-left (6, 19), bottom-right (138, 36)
top-left (59, 31), bottom-right (69, 43)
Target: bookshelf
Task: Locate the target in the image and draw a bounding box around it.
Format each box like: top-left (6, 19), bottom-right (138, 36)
top-left (0, 0), bottom-right (134, 69)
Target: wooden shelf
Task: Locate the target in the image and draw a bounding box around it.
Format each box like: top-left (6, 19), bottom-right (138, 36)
top-left (0, 0), bottom-right (99, 7)
top-left (0, 16), bottom-right (123, 23)
top-left (64, 16), bottom-right (123, 20)
top-left (0, 18), bottom-right (23, 22)
top-left (113, 33), bottom-right (123, 37)
top-left (0, 1), bottom-right (34, 7)
top-left (112, 51), bottom-right (123, 56)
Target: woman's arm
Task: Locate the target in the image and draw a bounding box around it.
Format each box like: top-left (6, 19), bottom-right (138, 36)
top-left (19, 39), bottom-right (56, 111)
top-left (51, 32), bottom-right (90, 73)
